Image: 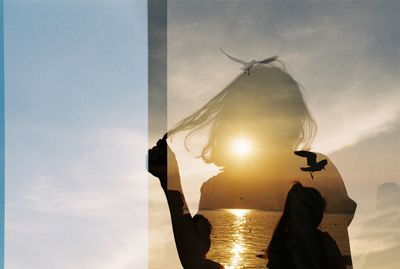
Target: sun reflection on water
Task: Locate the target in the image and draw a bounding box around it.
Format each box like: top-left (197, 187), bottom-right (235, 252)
top-left (229, 209), bottom-right (249, 218)
top-left (225, 209), bottom-right (250, 269)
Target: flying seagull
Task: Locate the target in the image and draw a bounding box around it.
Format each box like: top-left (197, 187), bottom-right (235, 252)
top-left (294, 150), bottom-right (328, 180)
top-left (220, 48), bottom-right (278, 75)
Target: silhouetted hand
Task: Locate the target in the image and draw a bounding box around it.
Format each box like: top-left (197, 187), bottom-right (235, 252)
top-left (147, 134), bottom-right (179, 190)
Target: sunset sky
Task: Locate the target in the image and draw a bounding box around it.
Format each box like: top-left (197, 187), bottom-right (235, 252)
top-left (162, 1), bottom-right (400, 268)
top-left (165, 0), bottom-right (400, 213)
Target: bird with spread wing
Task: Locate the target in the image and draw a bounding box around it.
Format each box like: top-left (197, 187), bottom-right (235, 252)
top-left (294, 150), bottom-right (328, 180)
top-left (220, 48), bottom-right (278, 75)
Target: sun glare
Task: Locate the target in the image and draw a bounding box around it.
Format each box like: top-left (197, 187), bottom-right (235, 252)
top-left (232, 137), bottom-right (252, 157)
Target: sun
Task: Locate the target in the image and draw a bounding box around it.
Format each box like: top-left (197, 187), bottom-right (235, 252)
top-left (231, 137), bottom-right (253, 157)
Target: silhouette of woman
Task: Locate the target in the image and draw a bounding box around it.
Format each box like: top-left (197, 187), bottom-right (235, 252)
top-left (267, 182), bottom-right (345, 269)
top-left (150, 64), bottom-right (356, 267)
top-left (169, 65), bottom-right (355, 209)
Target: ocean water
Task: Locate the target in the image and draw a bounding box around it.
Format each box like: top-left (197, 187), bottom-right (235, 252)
top-left (200, 209), bottom-right (353, 269)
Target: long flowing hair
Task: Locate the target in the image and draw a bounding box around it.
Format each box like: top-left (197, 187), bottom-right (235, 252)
top-left (168, 65), bottom-right (317, 164)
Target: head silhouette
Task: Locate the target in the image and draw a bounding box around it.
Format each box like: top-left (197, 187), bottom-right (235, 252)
top-left (193, 214), bottom-right (213, 257)
top-left (284, 182), bottom-right (326, 228)
top-left (267, 182), bottom-right (326, 265)
top-left (169, 65), bottom-right (316, 168)
top-left (376, 182), bottom-right (400, 211)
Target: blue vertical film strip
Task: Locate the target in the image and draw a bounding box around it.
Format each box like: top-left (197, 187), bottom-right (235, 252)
top-left (0, 0), bottom-right (4, 267)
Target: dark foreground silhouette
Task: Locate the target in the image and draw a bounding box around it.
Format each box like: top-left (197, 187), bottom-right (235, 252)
top-left (148, 135), bottom-right (223, 269)
top-left (267, 182), bottom-right (346, 269)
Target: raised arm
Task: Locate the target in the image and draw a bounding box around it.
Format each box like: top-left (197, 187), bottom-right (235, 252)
top-left (148, 136), bottom-right (223, 269)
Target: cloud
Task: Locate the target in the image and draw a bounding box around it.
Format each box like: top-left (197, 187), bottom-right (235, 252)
top-left (163, 4), bottom-right (400, 268)
top-left (166, 1), bottom-right (400, 156)
top-left (6, 127), bottom-right (148, 269)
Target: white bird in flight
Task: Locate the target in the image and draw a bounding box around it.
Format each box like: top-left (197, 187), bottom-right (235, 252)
top-left (220, 48), bottom-right (278, 75)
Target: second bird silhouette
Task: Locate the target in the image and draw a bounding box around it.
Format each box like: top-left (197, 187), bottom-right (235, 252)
top-left (294, 150), bottom-right (328, 179)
